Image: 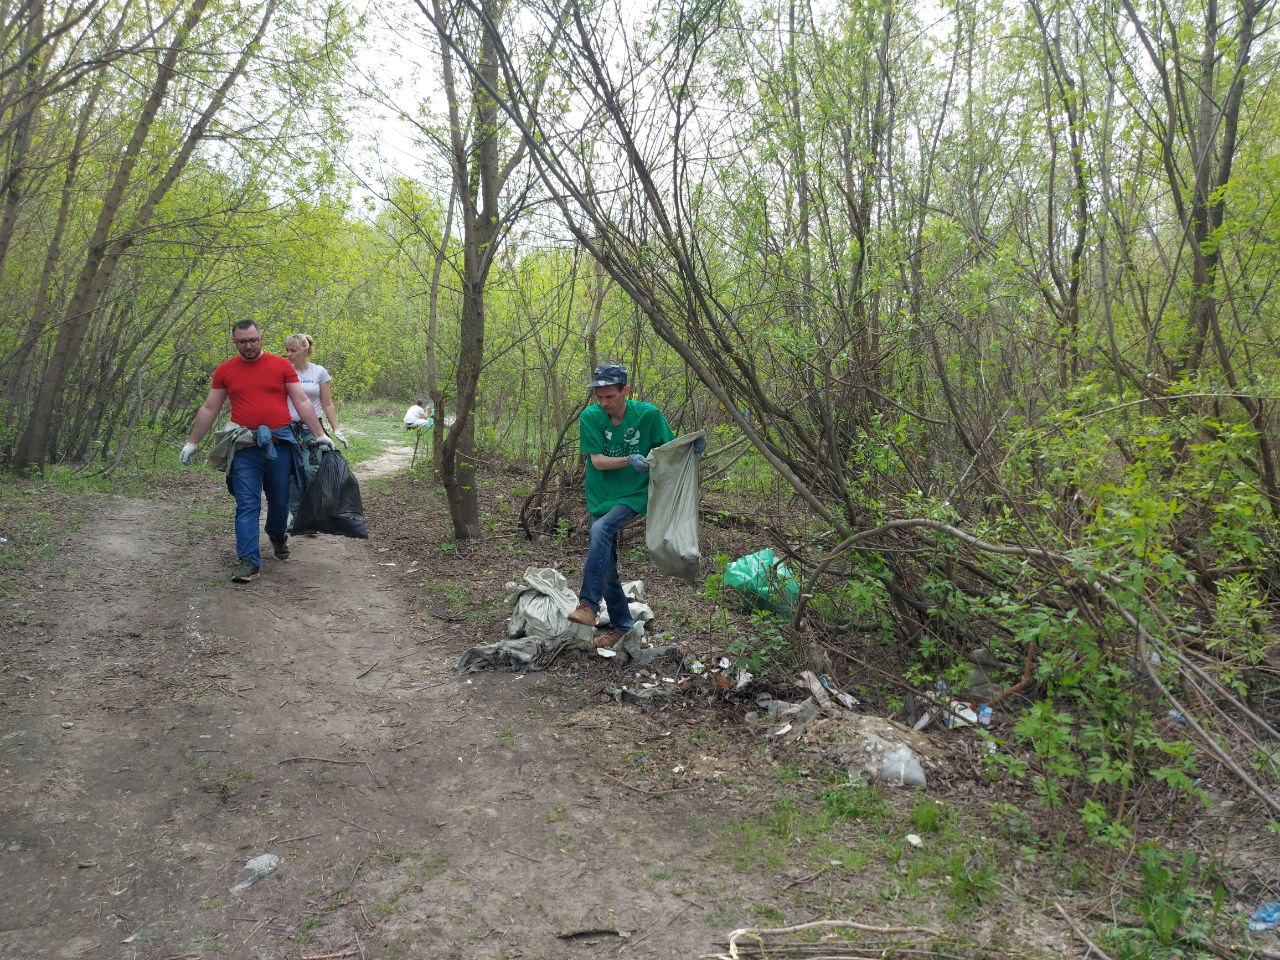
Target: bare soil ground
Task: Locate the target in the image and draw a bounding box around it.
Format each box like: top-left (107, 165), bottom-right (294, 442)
top-left (9, 440), bottom-right (1264, 960)
top-left (1, 446), bottom-right (796, 960)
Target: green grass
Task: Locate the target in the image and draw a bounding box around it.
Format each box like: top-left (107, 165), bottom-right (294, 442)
top-left (909, 798), bottom-right (946, 834)
top-left (343, 432), bottom-right (387, 468)
top-left (370, 891), bottom-right (406, 917)
top-left (340, 403), bottom-right (420, 471)
top-left (752, 904), bottom-right (788, 923)
top-left (415, 853), bottom-right (450, 881)
top-left (820, 782), bottom-right (890, 823)
top-left (720, 770), bottom-right (1009, 926)
top-left (377, 845), bottom-right (404, 865)
top-left (426, 577), bottom-right (492, 620)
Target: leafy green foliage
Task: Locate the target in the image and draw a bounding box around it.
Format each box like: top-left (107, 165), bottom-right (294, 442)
top-left (724, 610), bottom-right (794, 677)
top-left (1098, 845), bottom-right (1227, 958)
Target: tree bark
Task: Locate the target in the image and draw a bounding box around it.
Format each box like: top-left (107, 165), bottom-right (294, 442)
top-left (430, 0), bottom-right (509, 540)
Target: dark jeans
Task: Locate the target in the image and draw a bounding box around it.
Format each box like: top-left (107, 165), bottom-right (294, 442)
top-left (229, 444), bottom-right (292, 565)
top-left (579, 504), bottom-right (638, 631)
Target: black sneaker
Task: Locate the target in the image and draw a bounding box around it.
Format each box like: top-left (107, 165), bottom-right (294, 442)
top-left (272, 536), bottom-right (290, 560)
top-left (231, 559), bottom-right (260, 583)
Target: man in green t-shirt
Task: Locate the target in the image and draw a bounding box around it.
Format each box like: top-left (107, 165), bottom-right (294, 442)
top-left (569, 363), bottom-right (676, 647)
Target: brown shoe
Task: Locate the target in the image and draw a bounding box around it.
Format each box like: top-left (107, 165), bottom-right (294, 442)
top-left (568, 601), bottom-right (597, 626)
top-left (595, 629), bottom-right (626, 649)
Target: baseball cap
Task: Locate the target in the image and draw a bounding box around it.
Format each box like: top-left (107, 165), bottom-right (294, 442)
top-left (588, 363), bottom-right (628, 389)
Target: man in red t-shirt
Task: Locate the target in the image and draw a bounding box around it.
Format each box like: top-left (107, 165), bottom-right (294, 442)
top-left (181, 321), bottom-right (332, 583)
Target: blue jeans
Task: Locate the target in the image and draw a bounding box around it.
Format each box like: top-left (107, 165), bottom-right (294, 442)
top-left (579, 504), bottom-right (638, 631)
top-left (229, 443), bottom-right (293, 565)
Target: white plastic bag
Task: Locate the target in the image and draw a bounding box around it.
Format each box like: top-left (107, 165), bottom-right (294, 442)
top-left (645, 431), bottom-right (704, 582)
top-left (594, 580), bottom-right (655, 628)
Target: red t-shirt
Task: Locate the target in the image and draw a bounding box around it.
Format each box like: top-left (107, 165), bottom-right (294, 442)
top-left (211, 353), bottom-right (300, 429)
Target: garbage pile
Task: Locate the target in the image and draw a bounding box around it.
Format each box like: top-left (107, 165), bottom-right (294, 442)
top-left (742, 670), bottom-right (935, 789)
top-left (456, 567), bottom-right (680, 674)
top-left (503, 567), bottom-right (654, 640)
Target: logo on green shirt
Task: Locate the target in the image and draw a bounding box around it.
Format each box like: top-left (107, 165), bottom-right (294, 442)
top-left (580, 400), bottom-right (675, 516)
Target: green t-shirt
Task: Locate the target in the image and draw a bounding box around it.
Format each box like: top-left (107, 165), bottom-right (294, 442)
top-left (579, 399), bottom-right (675, 516)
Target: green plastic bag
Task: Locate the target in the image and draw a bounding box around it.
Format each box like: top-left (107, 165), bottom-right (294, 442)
top-left (723, 548), bottom-right (799, 614)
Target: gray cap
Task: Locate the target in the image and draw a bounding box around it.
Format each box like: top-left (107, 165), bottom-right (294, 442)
top-left (588, 363), bottom-right (628, 389)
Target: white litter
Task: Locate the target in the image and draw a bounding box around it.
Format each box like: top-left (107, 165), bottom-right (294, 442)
top-left (230, 853), bottom-right (279, 894)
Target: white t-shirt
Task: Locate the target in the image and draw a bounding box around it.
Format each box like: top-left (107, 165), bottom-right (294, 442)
top-left (287, 362), bottom-right (331, 422)
top-left (403, 404), bottom-right (431, 425)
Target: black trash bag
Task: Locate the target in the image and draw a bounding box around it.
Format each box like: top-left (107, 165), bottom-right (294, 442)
top-left (292, 450), bottom-right (368, 539)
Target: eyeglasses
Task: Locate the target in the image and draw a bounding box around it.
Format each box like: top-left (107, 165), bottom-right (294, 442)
top-left (233, 336), bottom-right (261, 346)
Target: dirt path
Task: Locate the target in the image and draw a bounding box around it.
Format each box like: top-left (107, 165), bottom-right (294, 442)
top-left (0, 450), bottom-right (737, 960)
top-left (354, 433), bottom-right (419, 476)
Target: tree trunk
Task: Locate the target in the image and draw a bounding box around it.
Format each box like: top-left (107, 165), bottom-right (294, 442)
top-left (432, 0), bottom-right (505, 540)
top-left (427, 183), bottom-right (455, 476)
top-left (14, 0), bottom-right (275, 470)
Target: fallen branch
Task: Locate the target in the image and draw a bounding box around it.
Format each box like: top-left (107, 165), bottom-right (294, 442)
top-left (557, 927), bottom-right (627, 940)
top-left (1054, 902), bottom-right (1115, 960)
top-left (276, 756), bottom-right (365, 766)
top-left (601, 771), bottom-right (691, 799)
top-left (726, 918), bottom-right (939, 959)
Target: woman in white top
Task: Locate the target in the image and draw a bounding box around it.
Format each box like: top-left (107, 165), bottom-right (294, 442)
top-left (284, 333), bottom-right (346, 529)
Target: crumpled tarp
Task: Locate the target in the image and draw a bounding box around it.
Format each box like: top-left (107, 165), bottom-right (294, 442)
top-left (605, 627), bottom-right (680, 667)
top-left (457, 569), bottom-right (679, 675)
top-left (504, 568), bottom-right (654, 638)
top-left (456, 636), bottom-right (575, 674)
top-left (505, 568), bottom-right (579, 640)
top-left (456, 624), bottom-right (681, 674)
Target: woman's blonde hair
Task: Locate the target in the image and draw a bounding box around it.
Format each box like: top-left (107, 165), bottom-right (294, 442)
top-left (284, 333), bottom-right (314, 356)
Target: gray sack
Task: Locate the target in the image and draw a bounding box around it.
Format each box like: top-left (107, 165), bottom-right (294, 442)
top-left (645, 431), bottom-right (704, 583)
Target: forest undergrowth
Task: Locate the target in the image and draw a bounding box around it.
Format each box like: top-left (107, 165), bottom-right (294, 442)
top-left (501, 402), bottom-right (1280, 957)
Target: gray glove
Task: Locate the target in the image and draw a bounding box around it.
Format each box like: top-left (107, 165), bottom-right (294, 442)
top-left (314, 434), bottom-right (335, 451)
top-left (180, 442), bottom-right (198, 465)
top-left (627, 453), bottom-right (650, 473)
top-left (692, 436), bottom-right (707, 455)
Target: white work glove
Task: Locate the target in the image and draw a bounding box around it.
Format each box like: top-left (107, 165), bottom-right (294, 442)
top-left (180, 442), bottom-right (198, 465)
top-left (332, 429), bottom-right (347, 448)
top-left (314, 434), bottom-right (335, 451)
